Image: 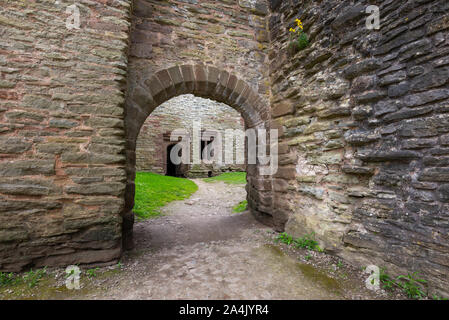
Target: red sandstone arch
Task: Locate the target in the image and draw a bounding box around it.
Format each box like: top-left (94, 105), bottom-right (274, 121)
top-left (122, 64), bottom-right (273, 249)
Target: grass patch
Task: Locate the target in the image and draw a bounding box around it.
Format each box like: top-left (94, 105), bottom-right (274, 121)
top-left (232, 200), bottom-right (247, 213)
top-left (372, 267), bottom-right (442, 300)
top-left (203, 172), bottom-right (246, 184)
top-left (397, 272), bottom-right (427, 299)
top-left (134, 172), bottom-right (198, 220)
top-left (22, 268), bottom-right (47, 288)
top-left (0, 268), bottom-right (47, 289)
top-left (86, 268), bottom-right (100, 278)
top-left (293, 233), bottom-right (322, 251)
top-left (0, 272), bottom-right (18, 287)
top-left (275, 232), bottom-right (323, 252)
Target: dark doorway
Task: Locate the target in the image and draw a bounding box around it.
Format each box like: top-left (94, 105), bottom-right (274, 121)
top-left (166, 144), bottom-right (179, 177)
top-left (200, 140), bottom-right (207, 160)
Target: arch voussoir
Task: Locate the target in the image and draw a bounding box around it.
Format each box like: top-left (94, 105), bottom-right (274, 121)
top-left (223, 74), bottom-right (238, 102)
top-left (144, 75), bottom-right (167, 106)
top-left (155, 69), bottom-right (176, 99)
top-left (235, 84), bottom-right (251, 107)
top-left (193, 64), bottom-right (208, 97)
top-left (206, 66), bottom-right (220, 94)
top-left (180, 65), bottom-right (195, 93)
top-left (167, 65), bottom-right (187, 96)
top-left (213, 70), bottom-right (230, 101)
top-left (229, 79), bottom-right (247, 106)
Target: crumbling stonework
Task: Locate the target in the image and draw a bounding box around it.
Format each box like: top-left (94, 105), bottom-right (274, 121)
top-left (135, 94), bottom-right (245, 177)
top-left (268, 0), bottom-right (449, 296)
top-left (122, 0), bottom-right (273, 249)
top-left (0, 0), bottom-right (131, 271)
top-left (0, 0), bottom-right (448, 297)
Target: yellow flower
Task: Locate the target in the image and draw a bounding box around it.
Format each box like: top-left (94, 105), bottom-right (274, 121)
top-left (289, 27), bottom-right (296, 33)
top-left (295, 19), bottom-right (303, 29)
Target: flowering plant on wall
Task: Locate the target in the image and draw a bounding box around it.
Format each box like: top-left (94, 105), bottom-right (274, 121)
top-left (288, 19), bottom-right (309, 52)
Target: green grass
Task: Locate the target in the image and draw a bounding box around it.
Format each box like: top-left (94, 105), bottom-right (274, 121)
top-left (1, 268), bottom-right (47, 289)
top-left (375, 267), bottom-right (434, 299)
top-left (293, 233), bottom-right (322, 251)
top-left (23, 268), bottom-right (47, 288)
top-left (275, 232), bottom-right (323, 252)
top-left (203, 172), bottom-right (246, 184)
top-left (133, 172), bottom-right (198, 220)
top-left (396, 272), bottom-right (427, 299)
top-left (86, 268), bottom-right (100, 278)
top-left (232, 200), bottom-right (248, 213)
top-left (0, 272), bottom-right (18, 287)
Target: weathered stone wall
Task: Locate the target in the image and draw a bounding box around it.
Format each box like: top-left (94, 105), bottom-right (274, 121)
top-left (269, 0), bottom-right (449, 295)
top-left (0, 0), bottom-right (131, 270)
top-left (0, 0), bottom-right (273, 270)
top-left (135, 94), bottom-right (245, 177)
top-left (128, 0), bottom-right (270, 95)
top-left (2, 0), bottom-right (447, 297)
top-left (123, 0), bottom-right (274, 246)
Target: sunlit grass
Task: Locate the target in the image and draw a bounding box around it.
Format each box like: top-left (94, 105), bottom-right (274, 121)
top-left (232, 200), bottom-right (248, 213)
top-left (203, 172), bottom-right (246, 184)
top-left (134, 172), bottom-right (198, 220)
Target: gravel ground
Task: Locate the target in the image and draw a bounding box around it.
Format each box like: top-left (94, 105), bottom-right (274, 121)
top-left (0, 179), bottom-right (406, 300)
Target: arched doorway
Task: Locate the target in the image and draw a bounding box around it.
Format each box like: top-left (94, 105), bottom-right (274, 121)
top-left (122, 65), bottom-right (276, 249)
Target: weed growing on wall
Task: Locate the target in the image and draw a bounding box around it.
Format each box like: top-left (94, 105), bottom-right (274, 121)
top-left (288, 19), bottom-right (309, 52)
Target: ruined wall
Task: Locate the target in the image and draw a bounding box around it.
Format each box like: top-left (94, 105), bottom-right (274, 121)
top-left (128, 0), bottom-right (270, 96)
top-left (2, 0), bottom-right (447, 297)
top-left (0, 0), bottom-right (273, 270)
top-left (0, 0), bottom-right (131, 270)
top-left (123, 0), bottom-right (275, 245)
top-left (269, 0), bottom-right (449, 295)
top-left (135, 94), bottom-right (245, 176)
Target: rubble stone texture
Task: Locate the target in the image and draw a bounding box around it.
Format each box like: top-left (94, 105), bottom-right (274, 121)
top-left (0, 0), bottom-right (448, 296)
top-left (269, 0), bottom-right (449, 296)
top-left (135, 94), bottom-right (245, 177)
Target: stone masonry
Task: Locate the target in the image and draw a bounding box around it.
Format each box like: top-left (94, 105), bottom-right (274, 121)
top-left (0, 0), bottom-right (131, 270)
top-left (122, 0), bottom-right (273, 250)
top-left (0, 0), bottom-right (448, 296)
top-left (135, 94), bottom-right (245, 177)
top-left (268, 0), bottom-right (449, 296)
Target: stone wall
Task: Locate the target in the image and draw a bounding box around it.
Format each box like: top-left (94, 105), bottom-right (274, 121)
top-left (1, 0), bottom-right (448, 297)
top-left (268, 0), bottom-right (449, 295)
top-left (135, 94), bottom-right (245, 177)
top-left (0, 0), bottom-right (274, 270)
top-left (123, 0), bottom-right (274, 246)
top-left (128, 0), bottom-right (270, 96)
top-left (0, 0), bottom-right (131, 270)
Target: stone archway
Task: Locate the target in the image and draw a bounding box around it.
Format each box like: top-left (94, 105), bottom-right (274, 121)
top-left (122, 64), bottom-right (274, 249)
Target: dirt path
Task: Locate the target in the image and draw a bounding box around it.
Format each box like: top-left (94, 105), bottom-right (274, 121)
top-left (87, 179), bottom-right (389, 300)
top-left (1, 179), bottom-right (398, 300)
top-left (102, 179), bottom-right (344, 299)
